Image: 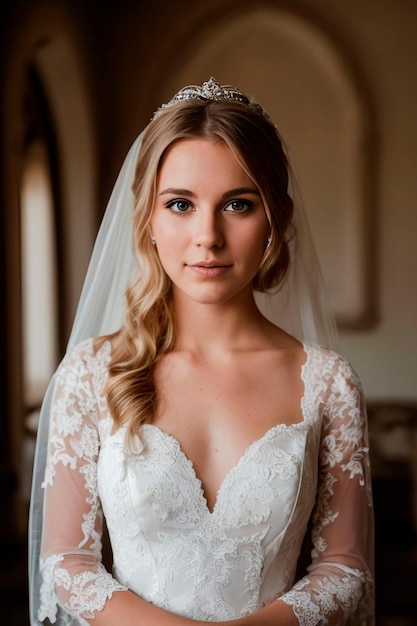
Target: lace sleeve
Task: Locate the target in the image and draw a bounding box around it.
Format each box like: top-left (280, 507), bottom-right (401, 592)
top-left (38, 341), bottom-right (127, 624)
top-left (280, 353), bottom-right (374, 626)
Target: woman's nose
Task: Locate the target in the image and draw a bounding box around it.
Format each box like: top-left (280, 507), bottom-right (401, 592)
top-left (193, 211), bottom-right (224, 248)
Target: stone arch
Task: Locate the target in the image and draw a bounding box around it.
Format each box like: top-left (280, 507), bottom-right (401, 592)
top-left (158, 5), bottom-right (377, 330)
top-left (2, 1), bottom-right (96, 530)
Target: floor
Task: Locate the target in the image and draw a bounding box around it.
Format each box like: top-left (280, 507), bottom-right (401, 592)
top-left (1, 477), bottom-right (416, 625)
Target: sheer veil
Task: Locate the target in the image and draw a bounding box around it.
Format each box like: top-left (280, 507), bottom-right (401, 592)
top-left (28, 133), bottom-right (143, 624)
top-left (28, 88), bottom-right (337, 624)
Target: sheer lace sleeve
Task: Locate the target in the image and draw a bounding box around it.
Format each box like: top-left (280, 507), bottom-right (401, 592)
top-left (38, 340), bottom-right (127, 624)
top-left (280, 351), bottom-right (374, 626)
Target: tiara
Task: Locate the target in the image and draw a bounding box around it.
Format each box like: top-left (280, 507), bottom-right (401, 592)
top-left (153, 77), bottom-right (267, 118)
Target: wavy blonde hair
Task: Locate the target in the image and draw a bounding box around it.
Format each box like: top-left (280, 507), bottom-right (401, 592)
top-left (97, 99), bottom-right (294, 436)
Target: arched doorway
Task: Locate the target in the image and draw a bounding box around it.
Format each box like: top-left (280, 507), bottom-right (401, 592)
top-left (1, 2), bottom-right (96, 537)
top-left (158, 6), bottom-right (377, 329)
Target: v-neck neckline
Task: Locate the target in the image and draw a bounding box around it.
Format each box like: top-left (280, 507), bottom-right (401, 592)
top-left (140, 343), bottom-right (312, 515)
top-left (142, 418), bottom-right (308, 516)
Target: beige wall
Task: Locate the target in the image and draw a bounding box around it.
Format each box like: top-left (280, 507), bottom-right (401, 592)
top-left (3, 0), bottom-right (416, 404)
top-left (105, 0), bottom-right (417, 401)
top-left (312, 0), bottom-right (417, 400)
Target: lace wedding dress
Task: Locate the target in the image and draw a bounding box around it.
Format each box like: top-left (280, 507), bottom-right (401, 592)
top-left (38, 339), bottom-right (374, 625)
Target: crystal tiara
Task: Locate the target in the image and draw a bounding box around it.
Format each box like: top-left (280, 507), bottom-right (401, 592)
top-left (153, 77), bottom-right (267, 119)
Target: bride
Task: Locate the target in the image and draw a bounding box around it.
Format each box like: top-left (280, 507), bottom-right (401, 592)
top-left (29, 78), bottom-right (374, 625)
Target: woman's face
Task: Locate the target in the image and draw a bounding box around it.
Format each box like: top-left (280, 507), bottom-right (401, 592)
top-left (151, 137), bottom-right (270, 308)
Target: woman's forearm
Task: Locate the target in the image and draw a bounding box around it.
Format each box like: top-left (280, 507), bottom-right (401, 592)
top-left (88, 590), bottom-right (201, 626)
top-left (88, 593), bottom-right (297, 626)
top-left (223, 599), bottom-right (298, 626)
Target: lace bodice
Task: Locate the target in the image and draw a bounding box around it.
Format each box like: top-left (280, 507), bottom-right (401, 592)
top-left (38, 340), bottom-right (374, 625)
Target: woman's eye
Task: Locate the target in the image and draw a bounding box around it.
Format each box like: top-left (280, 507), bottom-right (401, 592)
top-left (225, 200), bottom-right (252, 213)
top-left (166, 199), bottom-right (192, 213)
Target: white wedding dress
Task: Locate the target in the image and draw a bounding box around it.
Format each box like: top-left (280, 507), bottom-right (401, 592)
top-left (38, 339), bottom-right (374, 625)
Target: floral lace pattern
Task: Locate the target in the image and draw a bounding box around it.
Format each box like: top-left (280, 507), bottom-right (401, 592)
top-left (39, 339), bottom-right (374, 625)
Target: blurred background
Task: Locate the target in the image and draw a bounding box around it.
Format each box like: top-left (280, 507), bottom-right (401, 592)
top-left (0, 0), bottom-right (416, 623)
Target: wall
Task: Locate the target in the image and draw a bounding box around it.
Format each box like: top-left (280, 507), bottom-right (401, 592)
top-left (1, 0), bottom-right (416, 479)
top-left (308, 0), bottom-right (417, 400)
top-left (96, 0), bottom-right (417, 402)
top-left (0, 1), bottom-right (415, 616)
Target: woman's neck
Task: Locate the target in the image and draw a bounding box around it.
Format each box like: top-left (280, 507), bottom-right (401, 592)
top-left (171, 289), bottom-right (276, 357)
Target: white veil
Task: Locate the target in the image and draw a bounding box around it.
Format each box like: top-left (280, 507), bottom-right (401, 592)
top-left (28, 92), bottom-right (337, 624)
top-left (28, 134), bottom-right (143, 625)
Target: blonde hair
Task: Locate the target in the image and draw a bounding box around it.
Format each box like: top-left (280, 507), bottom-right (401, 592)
top-left (97, 99), bottom-right (294, 436)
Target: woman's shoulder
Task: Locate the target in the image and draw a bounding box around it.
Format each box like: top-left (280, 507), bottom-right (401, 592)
top-left (303, 341), bottom-right (362, 391)
top-left (57, 336), bottom-right (112, 379)
top-left (303, 341), bottom-right (354, 368)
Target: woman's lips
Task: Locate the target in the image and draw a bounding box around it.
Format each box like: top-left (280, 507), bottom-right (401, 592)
top-left (188, 263), bottom-right (232, 277)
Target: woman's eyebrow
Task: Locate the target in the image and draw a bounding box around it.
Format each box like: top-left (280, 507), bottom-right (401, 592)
top-left (221, 187), bottom-right (261, 199)
top-left (158, 188), bottom-right (196, 197)
top-left (158, 186), bottom-right (260, 198)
